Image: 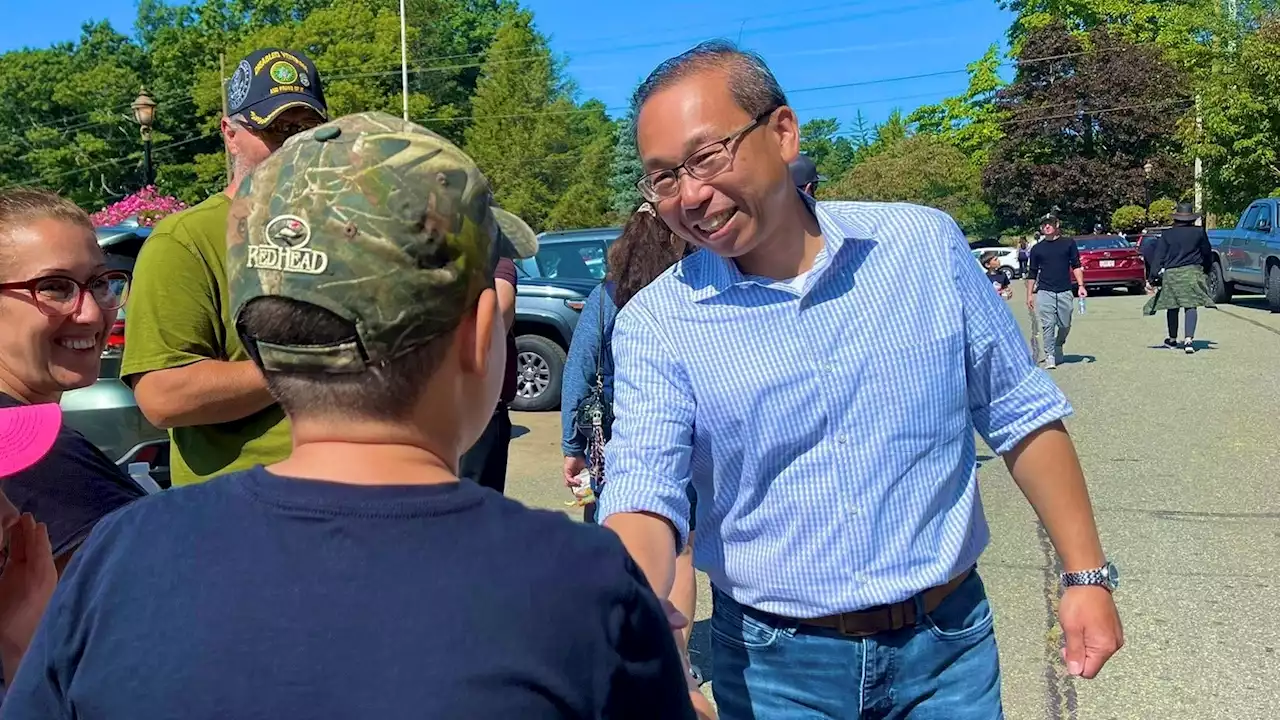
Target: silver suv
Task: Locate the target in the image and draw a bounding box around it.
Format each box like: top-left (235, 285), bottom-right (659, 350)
top-left (59, 225), bottom-right (169, 485)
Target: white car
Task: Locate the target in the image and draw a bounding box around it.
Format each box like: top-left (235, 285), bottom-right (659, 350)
top-left (971, 247), bottom-right (1021, 283)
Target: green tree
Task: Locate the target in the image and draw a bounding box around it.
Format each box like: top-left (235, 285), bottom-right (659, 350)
top-left (822, 134), bottom-right (996, 236)
top-left (908, 44), bottom-right (1007, 166)
top-left (798, 117), bottom-right (858, 185)
top-left (982, 22), bottom-right (1189, 232)
top-left (464, 9), bottom-right (612, 231)
top-left (1187, 19), bottom-right (1280, 214)
top-left (608, 108), bottom-right (643, 218)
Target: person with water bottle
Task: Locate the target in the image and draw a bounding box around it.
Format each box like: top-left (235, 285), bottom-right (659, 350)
top-left (1026, 212), bottom-right (1086, 369)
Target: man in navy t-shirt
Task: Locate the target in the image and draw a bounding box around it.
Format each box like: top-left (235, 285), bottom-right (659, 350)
top-left (1, 113), bottom-right (698, 720)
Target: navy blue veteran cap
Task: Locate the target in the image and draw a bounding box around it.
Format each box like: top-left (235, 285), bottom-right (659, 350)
top-left (226, 48), bottom-right (328, 129)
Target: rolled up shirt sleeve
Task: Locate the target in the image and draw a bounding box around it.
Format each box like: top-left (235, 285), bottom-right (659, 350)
top-left (598, 300), bottom-right (696, 549)
top-left (946, 221), bottom-right (1073, 454)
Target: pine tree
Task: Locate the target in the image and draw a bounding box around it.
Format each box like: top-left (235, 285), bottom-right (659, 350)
top-left (464, 9), bottom-right (558, 230)
top-left (608, 108), bottom-right (644, 219)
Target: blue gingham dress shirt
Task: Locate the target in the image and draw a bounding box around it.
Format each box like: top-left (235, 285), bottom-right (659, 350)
top-left (598, 199), bottom-right (1073, 618)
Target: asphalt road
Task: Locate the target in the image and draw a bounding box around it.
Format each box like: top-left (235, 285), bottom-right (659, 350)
top-left (503, 283), bottom-right (1280, 720)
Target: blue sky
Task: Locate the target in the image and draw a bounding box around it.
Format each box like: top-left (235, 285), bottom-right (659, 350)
top-left (0, 0), bottom-right (1013, 131)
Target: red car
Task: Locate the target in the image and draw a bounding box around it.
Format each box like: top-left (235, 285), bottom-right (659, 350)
top-left (1073, 235), bottom-right (1147, 294)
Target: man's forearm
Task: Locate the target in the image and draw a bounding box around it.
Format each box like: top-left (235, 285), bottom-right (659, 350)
top-left (1004, 421), bottom-right (1106, 572)
top-left (604, 512), bottom-right (680, 598)
top-left (1073, 268), bottom-right (1085, 287)
top-left (1026, 277), bottom-right (1037, 295)
top-left (132, 360), bottom-right (276, 429)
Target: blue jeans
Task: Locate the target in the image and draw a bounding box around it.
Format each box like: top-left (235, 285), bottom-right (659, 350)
top-left (710, 570), bottom-right (1003, 719)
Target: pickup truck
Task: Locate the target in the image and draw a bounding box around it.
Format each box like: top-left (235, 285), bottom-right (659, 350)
top-left (1207, 198), bottom-right (1280, 310)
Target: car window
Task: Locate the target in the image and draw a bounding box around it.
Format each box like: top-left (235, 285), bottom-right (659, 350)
top-left (1256, 204), bottom-right (1272, 230)
top-left (1075, 237), bottom-right (1129, 250)
top-left (1242, 205), bottom-right (1261, 230)
top-left (533, 241), bottom-right (608, 280)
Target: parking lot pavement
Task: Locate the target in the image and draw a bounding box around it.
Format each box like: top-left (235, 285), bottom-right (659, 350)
top-left (505, 284), bottom-right (1280, 718)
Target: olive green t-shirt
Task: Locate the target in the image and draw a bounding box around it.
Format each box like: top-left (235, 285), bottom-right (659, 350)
top-left (121, 194), bottom-right (292, 486)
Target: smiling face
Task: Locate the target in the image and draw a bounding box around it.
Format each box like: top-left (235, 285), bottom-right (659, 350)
top-left (0, 217), bottom-right (114, 403)
top-left (635, 66), bottom-right (801, 260)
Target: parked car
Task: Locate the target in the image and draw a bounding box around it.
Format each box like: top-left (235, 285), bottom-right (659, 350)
top-left (1072, 235), bottom-right (1147, 294)
top-left (969, 247), bottom-right (1020, 282)
top-left (511, 227), bottom-right (622, 412)
top-left (60, 224), bottom-right (170, 486)
top-left (1207, 198), bottom-right (1280, 310)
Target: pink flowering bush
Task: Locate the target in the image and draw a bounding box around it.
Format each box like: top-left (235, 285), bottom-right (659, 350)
top-left (90, 187), bottom-right (187, 228)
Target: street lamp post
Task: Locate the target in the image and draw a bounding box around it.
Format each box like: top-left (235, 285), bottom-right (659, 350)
top-left (1143, 160), bottom-right (1154, 223)
top-left (131, 88), bottom-right (158, 188)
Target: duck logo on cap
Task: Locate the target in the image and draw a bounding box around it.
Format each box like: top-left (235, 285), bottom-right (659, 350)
top-left (247, 215), bottom-right (329, 275)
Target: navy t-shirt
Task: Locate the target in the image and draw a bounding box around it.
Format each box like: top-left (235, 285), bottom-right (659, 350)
top-left (0, 392), bottom-right (145, 559)
top-left (1028, 238), bottom-right (1081, 293)
top-left (1, 468), bottom-right (694, 720)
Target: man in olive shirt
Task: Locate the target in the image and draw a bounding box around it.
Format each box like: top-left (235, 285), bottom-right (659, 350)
top-left (122, 48), bottom-right (328, 485)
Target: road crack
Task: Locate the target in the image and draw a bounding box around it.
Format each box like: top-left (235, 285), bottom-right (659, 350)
top-left (1038, 521), bottom-right (1077, 720)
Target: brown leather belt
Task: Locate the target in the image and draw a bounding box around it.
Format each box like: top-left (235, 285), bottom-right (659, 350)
top-left (798, 568), bottom-right (972, 637)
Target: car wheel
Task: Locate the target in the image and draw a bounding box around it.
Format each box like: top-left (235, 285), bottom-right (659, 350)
top-left (511, 334), bottom-right (566, 412)
top-left (1208, 261), bottom-right (1232, 304)
top-left (1128, 283), bottom-right (1145, 295)
top-left (1267, 264), bottom-right (1280, 313)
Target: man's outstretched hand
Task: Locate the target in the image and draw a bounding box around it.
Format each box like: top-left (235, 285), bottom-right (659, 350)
top-left (660, 599), bottom-right (717, 719)
top-left (1059, 585), bottom-right (1123, 679)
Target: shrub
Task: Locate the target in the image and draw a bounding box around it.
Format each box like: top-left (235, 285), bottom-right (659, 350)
top-left (90, 186), bottom-right (186, 227)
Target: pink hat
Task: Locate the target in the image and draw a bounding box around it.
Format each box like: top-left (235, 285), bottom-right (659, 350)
top-left (0, 403), bottom-right (62, 477)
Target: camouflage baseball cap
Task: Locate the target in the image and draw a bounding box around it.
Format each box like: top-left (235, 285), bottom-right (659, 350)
top-left (227, 111), bottom-right (538, 374)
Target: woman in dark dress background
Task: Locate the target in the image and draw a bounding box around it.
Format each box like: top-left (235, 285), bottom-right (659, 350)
top-left (1143, 202), bottom-right (1215, 353)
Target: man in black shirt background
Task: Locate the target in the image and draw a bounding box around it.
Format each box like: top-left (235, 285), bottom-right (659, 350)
top-left (1027, 214), bottom-right (1086, 369)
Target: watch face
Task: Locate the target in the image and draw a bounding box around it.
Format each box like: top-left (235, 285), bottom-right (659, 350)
top-left (1106, 563), bottom-right (1120, 590)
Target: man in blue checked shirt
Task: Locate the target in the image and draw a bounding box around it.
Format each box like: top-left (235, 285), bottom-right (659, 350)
top-left (600, 40), bottom-right (1124, 719)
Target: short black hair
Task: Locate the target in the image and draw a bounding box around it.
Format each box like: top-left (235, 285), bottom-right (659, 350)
top-left (238, 297), bottom-right (451, 421)
top-left (632, 40), bottom-right (787, 121)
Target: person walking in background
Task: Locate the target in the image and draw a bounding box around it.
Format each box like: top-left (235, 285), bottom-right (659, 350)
top-left (0, 189), bottom-right (146, 575)
top-left (788, 154), bottom-right (825, 197)
top-left (1144, 202), bottom-right (1215, 353)
top-left (1017, 239), bottom-right (1029, 277)
top-left (604, 41), bottom-right (1121, 719)
top-left (1027, 213), bottom-right (1086, 369)
top-left (458, 257), bottom-right (517, 493)
top-left (122, 48), bottom-right (328, 486)
top-left (560, 203), bottom-right (703, 682)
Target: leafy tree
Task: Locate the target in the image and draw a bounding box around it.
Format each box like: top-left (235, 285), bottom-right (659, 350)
top-left (908, 44), bottom-right (1007, 166)
top-left (822, 134), bottom-right (996, 236)
top-left (981, 22), bottom-right (1189, 233)
top-left (798, 118), bottom-right (858, 185)
top-left (1187, 19), bottom-right (1280, 214)
top-left (1111, 204), bottom-right (1147, 231)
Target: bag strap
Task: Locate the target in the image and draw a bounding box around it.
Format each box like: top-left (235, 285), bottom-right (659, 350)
top-left (592, 284), bottom-right (606, 391)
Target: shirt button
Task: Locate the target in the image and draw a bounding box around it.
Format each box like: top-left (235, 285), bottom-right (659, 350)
top-left (837, 434), bottom-right (848, 444)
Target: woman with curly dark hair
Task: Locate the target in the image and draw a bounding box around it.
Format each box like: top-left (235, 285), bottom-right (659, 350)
top-left (559, 202), bottom-right (703, 681)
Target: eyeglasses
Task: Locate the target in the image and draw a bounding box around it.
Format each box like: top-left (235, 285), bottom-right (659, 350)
top-left (0, 270), bottom-right (132, 317)
top-left (635, 107), bottom-right (778, 202)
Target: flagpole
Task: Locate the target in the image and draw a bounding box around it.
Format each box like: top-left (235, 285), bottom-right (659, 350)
top-left (399, 0), bottom-right (409, 121)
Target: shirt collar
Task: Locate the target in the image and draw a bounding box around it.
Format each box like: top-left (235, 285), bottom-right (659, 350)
top-left (688, 193), bottom-right (876, 299)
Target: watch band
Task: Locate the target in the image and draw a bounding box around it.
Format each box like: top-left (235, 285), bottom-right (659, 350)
top-left (1061, 562), bottom-right (1118, 591)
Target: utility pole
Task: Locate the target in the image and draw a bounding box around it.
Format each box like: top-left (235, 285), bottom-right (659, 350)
top-left (220, 53), bottom-right (232, 183)
top-left (399, 0), bottom-right (410, 121)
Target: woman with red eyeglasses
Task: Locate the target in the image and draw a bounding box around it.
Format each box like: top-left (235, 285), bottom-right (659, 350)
top-left (0, 189), bottom-right (146, 584)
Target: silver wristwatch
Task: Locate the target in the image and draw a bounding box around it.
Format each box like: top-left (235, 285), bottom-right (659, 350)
top-left (1061, 561), bottom-right (1119, 592)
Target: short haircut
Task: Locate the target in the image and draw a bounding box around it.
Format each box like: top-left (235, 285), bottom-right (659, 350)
top-left (979, 251), bottom-right (1001, 266)
top-left (632, 40), bottom-right (787, 120)
top-left (238, 297), bottom-right (452, 421)
top-left (0, 188), bottom-right (94, 259)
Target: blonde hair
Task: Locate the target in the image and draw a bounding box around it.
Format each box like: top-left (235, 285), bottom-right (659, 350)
top-left (0, 188), bottom-right (94, 243)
